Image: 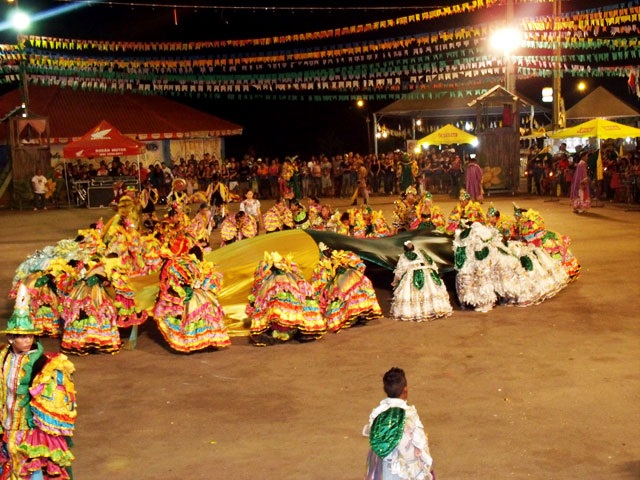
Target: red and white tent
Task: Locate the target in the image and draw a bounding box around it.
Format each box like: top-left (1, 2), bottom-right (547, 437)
top-left (62, 120), bottom-right (145, 158)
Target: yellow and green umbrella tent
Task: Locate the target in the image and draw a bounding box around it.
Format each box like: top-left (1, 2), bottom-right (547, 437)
top-left (416, 124), bottom-right (478, 147)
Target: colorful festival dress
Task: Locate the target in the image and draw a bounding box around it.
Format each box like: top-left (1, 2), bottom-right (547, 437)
top-left (186, 209), bottom-right (214, 249)
top-left (59, 261), bottom-right (121, 355)
top-left (153, 252), bottom-right (231, 353)
top-left (352, 208), bottom-right (392, 238)
top-left (247, 252), bottom-right (325, 345)
top-left (516, 207), bottom-right (580, 280)
top-left (0, 345), bottom-right (77, 480)
top-left (445, 198), bottom-right (486, 234)
top-left (392, 194), bottom-right (419, 232)
top-left (409, 197), bottom-right (446, 232)
top-left (14, 273), bottom-right (62, 339)
top-left (486, 231), bottom-right (556, 307)
top-left (312, 248), bottom-right (382, 332)
top-left (263, 203), bottom-right (294, 233)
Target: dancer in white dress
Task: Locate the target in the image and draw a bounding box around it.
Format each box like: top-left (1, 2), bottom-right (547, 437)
top-left (390, 241), bottom-right (452, 321)
top-left (454, 221), bottom-right (570, 312)
top-left (453, 222), bottom-right (498, 312)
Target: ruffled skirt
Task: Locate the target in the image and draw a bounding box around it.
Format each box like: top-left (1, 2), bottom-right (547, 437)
top-left (247, 272), bottom-right (326, 342)
top-left (323, 269), bottom-right (382, 332)
top-left (60, 283), bottom-right (121, 355)
top-left (154, 289), bottom-right (231, 353)
top-left (390, 267), bottom-right (452, 321)
top-left (455, 257), bottom-right (497, 312)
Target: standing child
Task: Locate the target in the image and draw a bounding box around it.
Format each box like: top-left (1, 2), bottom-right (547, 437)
top-left (363, 367), bottom-right (434, 480)
top-left (1, 284), bottom-right (77, 479)
top-left (239, 190), bottom-right (264, 234)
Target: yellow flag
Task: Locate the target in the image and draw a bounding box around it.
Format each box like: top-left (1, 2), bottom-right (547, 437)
top-left (596, 149), bottom-right (603, 181)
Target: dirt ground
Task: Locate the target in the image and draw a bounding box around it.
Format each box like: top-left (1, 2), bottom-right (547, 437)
top-left (0, 194), bottom-right (638, 480)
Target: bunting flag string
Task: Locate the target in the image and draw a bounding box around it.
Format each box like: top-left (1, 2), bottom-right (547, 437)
top-left (1, 64), bottom-right (627, 101)
top-left (14, 4), bottom-right (639, 77)
top-left (17, 1), bottom-right (639, 55)
top-left (19, 29), bottom-right (637, 84)
top-left (20, 31), bottom-right (637, 79)
top-left (22, 48), bottom-right (635, 84)
top-left (21, 0), bottom-right (504, 53)
top-left (18, 58), bottom-right (632, 98)
top-left (1, 1), bottom-right (638, 100)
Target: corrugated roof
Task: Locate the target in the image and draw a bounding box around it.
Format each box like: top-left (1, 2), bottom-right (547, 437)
top-left (0, 85), bottom-right (242, 143)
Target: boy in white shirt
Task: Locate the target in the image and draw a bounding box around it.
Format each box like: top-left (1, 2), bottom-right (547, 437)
top-left (363, 367), bottom-right (434, 480)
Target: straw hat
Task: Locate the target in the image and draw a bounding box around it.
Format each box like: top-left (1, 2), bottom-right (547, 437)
top-left (172, 178), bottom-right (187, 191)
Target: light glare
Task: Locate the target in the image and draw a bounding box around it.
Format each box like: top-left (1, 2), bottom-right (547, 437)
top-left (10, 10), bottom-right (30, 31)
top-left (490, 27), bottom-right (520, 55)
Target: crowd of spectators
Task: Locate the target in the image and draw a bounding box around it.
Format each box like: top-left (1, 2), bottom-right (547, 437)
top-left (63, 148), bottom-right (470, 201)
top-left (60, 142), bottom-right (640, 205)
top-left (524, 142), bottom-right (640, 203)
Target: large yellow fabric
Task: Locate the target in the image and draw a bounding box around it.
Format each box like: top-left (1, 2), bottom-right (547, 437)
top-left (131, 230), bottom-right (320, 337)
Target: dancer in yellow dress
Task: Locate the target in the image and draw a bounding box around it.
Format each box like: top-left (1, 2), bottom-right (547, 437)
top-left (312, 244), bottom-right (382, 333)
top-left (247, 252), bottom-right (325, 346)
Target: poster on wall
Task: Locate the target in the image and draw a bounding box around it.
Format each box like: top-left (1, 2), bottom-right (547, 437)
top-left (142, 141), bottom-right (164, 166)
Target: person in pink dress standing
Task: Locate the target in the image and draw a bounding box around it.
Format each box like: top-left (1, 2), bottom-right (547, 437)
top-left (464, 157), bottom-right (484, 203)
top-left (570, 151), bottom-right (591, 214)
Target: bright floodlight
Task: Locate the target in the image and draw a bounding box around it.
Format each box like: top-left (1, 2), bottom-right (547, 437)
top-left (10, 10), bottom-right (31, 31)
top-left (471, 139), bottom-right (479, 147)
top-left (490, 27), bottom-right (520, 55)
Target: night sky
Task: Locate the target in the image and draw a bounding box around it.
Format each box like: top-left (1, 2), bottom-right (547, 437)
top-left (0, 0), bottom-right (637, 158)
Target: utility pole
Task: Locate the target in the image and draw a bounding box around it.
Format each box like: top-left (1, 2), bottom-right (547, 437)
top-left (552, 0), bottom-right (563, 130)
top-left (18, 36), bottom-right (30, 114)
top-left (505, 0), bottom-right (516, 93)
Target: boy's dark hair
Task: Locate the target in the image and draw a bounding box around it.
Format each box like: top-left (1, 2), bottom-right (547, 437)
top-left (383, 367), bottom-right (407, 398)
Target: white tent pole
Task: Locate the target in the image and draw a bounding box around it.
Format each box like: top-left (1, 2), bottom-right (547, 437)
top-left (63, 159), bottom-right (71, 206)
